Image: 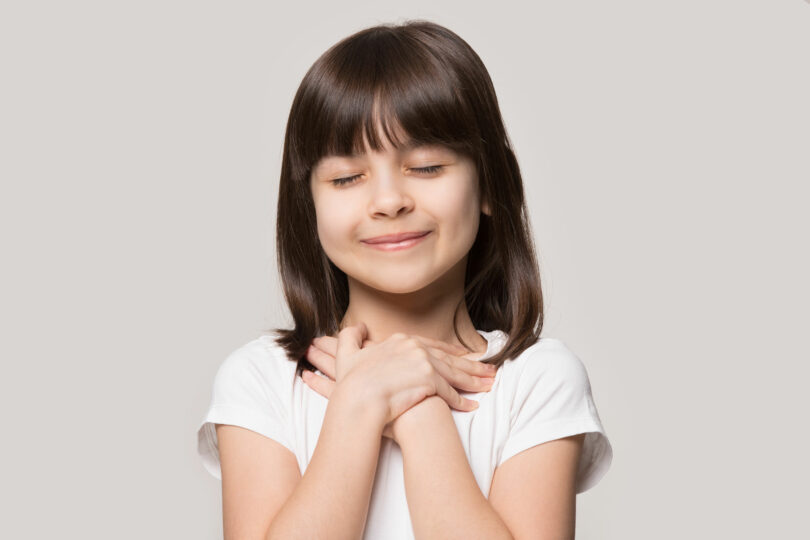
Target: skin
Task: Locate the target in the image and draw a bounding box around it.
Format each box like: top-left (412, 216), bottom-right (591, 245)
top-left (309, 121), bottom-right (492, 353)
top-left (242, 122), bottom-right (583, 540)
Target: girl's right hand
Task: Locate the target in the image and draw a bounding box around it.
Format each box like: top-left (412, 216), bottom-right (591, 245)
top-left (322, 323), bottom-right (496, 427)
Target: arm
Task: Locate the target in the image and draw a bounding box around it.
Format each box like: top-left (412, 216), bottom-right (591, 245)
top-left (265, 380), bottom-right (386, 540)
top-left (393, 396), bottom-right (515, 540)
top-left (488, 433), bottom-right (584, 540)
top-left (394, 398), bottom-right (586, 540)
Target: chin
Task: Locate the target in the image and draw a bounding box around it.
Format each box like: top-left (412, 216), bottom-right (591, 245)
top-left (369, 280), bottom-right (432, 295)
top-left (356, 273), bottom-right (436, 295)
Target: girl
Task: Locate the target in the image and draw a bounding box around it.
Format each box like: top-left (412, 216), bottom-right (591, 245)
top-left (197, 20), bottom-right (613, 540)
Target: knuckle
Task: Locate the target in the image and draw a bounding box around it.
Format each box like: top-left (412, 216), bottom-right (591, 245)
top-left (457, 369), bottom-right (472, 383)
top-left (414, 346), bottom-right (429, 360)
top-left (418, 358), bottom-right (435, 377)
top-left (418, 383), bottom-right (434, 397)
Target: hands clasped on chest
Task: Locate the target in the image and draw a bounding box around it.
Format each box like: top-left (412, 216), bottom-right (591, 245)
top-left (301, 322), bottom-right (497, 441)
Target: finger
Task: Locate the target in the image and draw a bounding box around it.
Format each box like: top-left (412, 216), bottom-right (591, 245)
top-left (313, 334), bottom-right (374, 357)
top-left (334, 323), bottom-right (368, 380)
top-left (312, 335), bottom-right (338, 357)
top-left (433, 371), bottom-right (480, 412)
top-left (305, 344), bottom-right (337, 380)
top-left (408, 335), bottom-right (495, 377)
top-left (447, 355), bottom-right (498, 377)
top-left (428, 350), bottom-right (495, 392)
top-left (335, 322), bottom-right (366, 359)
top-left (309, 337), bottom-right (371, 377)
top-left (426, 345), bottom-right (496, 379)
top-left (302, 370), bottom-right (334, 399)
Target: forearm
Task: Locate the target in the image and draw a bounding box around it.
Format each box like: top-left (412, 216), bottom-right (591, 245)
top-left (395, 397), bottom-right (514, 540)
top-left (266, 382), bottom-right (385, 540)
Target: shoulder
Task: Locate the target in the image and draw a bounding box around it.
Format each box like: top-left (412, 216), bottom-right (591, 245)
top-left (212, 332), bottom-right (298, 396)
top-left (510, 337), bottom-right (589, 379)
top-left (495, 336), bottom-right (613, 494)
top-left (503, 337), bottom-right (594, 400)
top-left (221, 332), bottom-right (295, 368)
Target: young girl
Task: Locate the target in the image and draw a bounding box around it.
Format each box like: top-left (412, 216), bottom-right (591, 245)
top-left (197, 20), bottom-right (612, 539)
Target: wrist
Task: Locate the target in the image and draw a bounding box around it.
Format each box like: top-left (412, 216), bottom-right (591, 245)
top-left (332, 377), bottom-right (388, 432)
top-left (391, 396), bottom-right (448, 442)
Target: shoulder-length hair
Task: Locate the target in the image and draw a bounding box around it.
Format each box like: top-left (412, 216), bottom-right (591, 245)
top-left (268, 19), bottom-right (544, 377)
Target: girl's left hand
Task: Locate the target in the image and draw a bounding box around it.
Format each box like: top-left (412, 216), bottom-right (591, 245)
top-left (302, 333), bottom-right (497, 439)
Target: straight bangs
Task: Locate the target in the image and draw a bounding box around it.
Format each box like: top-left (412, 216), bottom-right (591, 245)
top-left (288, 27), bottom-right (482, 179)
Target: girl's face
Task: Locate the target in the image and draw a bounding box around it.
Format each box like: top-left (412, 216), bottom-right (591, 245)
top-left (310, 132), bottom-right (490, 294)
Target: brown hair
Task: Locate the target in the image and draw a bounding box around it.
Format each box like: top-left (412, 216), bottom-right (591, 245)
top-left (268, 19), bottom-right (544, 377)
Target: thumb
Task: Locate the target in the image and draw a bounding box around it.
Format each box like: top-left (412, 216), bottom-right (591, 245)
top-left (336, 321), bottom-right (367, 361)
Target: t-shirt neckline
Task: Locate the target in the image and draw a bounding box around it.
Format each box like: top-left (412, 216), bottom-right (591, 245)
top-left (473, 329), bottom-right (508, 361)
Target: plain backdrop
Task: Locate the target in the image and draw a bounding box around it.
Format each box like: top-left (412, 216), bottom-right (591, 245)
top-left (2, 1), bottom-right (808, 538)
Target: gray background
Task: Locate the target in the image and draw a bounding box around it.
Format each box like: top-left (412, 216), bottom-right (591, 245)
top-left (2, 1), bottom-right (808, 538)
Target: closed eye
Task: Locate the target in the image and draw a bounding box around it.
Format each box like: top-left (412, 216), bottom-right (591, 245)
top-left (331, 175), bottom-right (361, 187)
top-left (412, 165), bottom-right (443, 175)
top-left (330, 165), bottom-right (444, 187)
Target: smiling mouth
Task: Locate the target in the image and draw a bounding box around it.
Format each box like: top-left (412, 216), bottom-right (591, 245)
top-left (361, 230), bottom-right (431, 244)
top-left (361, 231), bottom-right (432, 252)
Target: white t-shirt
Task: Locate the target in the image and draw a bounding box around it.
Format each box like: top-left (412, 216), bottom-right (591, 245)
top-left (197, 329), bottom-right (613, 539)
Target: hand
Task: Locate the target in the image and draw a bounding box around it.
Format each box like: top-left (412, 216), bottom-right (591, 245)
top-left (301, 326), bottom-right (498, 439)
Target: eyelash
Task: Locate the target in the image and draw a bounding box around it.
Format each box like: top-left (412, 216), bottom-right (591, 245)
top-left (331, 165), bottom-right (443, 187)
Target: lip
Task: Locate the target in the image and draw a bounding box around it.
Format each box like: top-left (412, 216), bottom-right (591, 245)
top-left (361, 230), bottom-right (432, 252)
top-left (361, 230), bottom-right (431, 244)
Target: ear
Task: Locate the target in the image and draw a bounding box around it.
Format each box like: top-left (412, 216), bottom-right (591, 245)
top-left (481, 196), bottom-right (492, 216)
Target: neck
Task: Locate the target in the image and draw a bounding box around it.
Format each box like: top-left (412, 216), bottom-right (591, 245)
top-left (336, 259), bottom-right (487, 354)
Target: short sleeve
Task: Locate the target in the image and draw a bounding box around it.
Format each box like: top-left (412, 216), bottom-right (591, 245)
top-left (498, 339), bottom-right (613, 494)
top-left (196, 340), bottom-right (295, 480)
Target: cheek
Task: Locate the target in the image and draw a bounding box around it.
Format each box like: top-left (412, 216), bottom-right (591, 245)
top-left (431, 181), bottom-right (480, 233)
top-left (314, 197), bottom-right (361, 259)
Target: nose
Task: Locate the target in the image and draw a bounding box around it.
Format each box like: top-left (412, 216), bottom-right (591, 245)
top-left (367, 172), bottom-right (414, 218)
